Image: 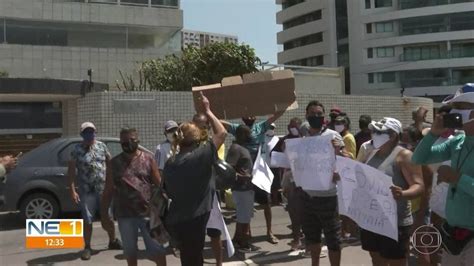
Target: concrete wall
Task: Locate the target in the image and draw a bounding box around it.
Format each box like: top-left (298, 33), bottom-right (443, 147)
top-left (63, 91), bottom-right (433, 152)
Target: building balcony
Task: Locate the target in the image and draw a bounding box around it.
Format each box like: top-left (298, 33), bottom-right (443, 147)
top-left (399, 50), bottom-right (474, 61)
top-left (398, 0), bottom-right (472, 10)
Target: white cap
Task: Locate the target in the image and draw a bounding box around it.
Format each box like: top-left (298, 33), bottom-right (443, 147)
top-left (80, 122), bottom-right (96, 132)
top-left (442, 83), bottom-right (474, 105)
top-left (369, 117), bottom-right (402, 134)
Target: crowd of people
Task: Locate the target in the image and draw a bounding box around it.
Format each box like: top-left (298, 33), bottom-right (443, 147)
top-left (50, 84), bottom-right (474, 266)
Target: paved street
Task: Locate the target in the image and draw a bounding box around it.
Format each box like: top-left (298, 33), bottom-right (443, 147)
top-left (0, 206), bottom-right (373, 265)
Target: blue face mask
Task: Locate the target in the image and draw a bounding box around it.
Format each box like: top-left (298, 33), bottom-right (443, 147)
top-left (81, 131), bottom-right (96, 142)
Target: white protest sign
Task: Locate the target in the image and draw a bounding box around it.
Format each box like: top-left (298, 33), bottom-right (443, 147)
top-left (285, 135), bottom-right (335, 191)
top-left (336, 156), bottom-right (398, 241)
top-left (263, 136), bottom-right (280, 165)
top-left (206, 194), bottom-right (235, 257)
top-left (252, 147), bottom-right (274, 193)
top-left (430, 182), bottom-right (449, 219)
top-left (270, 151), bottom-right (291, 168)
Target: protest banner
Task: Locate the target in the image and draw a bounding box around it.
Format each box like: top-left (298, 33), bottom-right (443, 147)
top-left (252, 147), bottom-right (274, 193)
top-left (270, 151), bottom-right (291, 168)
top-left (192, 70), bottom-right (297, 119)
top-left (206, 194), bottom-right (235, 257)
top-left (430, 182), bottom-right (449, 219)
top-left (336, 156), bottom-right (398, 241)
top-left (284, 135), bottom-right (335, 191)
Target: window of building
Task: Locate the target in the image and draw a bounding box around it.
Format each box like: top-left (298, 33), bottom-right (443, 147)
top-left (368, 48), bottom-right (373, 58)
top-left (376, 47), bottom-right (395, 57)
top-left (377, 72), bottom-right (396, 82)
top-left (451, 42), bottom-right (474, 58)
top-left (375, 0), bottom-right (392, 8)
top-left (5, 20), bottom-right (68, 46)
top-left (282, 0), bottom-right (305, 9)
top-left (287, 55), bottom-right (323, 66)
top-left (375, 22), bottom-right (393, 33)
top-left (283, 10), bottom-right (322, 30)
top-left (403, 45), bottom-right (441, 61)
top-left (365, 0), bottom-right (371, 9)
top-left (366, 24), bottom-right (372, 34)
top-left (368, 73), bottom-right (374, 83)
top-left (283, 32), bottom-right (323, 50)
top-left (0, 19), bottom-right (4, 43)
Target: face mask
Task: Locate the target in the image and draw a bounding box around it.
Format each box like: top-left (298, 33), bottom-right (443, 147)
top-left (371, 133), bottom-right (390, 149)
top-left (289, 127), bottom-right (299, 136)
top-left (307, 116), bottom-right (324, 129)
top-left (121, 141), bottom-right (139, 154)
top-left (81, 131), bottom-right (95, 142)
top-left (451, 109), bottom-right (474, 124)
top-left (166, 133), bottom-right (175, 142)
top-left (335, 125), bottom-right (345, 133)
top-left (266, 130), bottom-right (275, 137)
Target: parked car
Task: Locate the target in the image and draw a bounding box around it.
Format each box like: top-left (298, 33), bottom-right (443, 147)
top-left (0, 137), bottom-right (152, 220)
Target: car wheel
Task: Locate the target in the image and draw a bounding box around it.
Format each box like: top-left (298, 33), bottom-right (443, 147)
top-left (19, 193), bottom-right (59, 220)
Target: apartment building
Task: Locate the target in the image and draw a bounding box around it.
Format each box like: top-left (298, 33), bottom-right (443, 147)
top-left (181, 29), bottom-right (238, 49)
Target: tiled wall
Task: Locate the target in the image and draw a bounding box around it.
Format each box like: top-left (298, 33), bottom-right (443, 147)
top-left (63, 91), bottom-right (433, 151)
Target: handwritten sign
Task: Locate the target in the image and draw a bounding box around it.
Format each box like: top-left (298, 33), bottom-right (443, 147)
top-left (270, 151), bottom-right (291, 168)
top-left (430, 182), bottom-right (449, 219)
top-left (285, 135), bottom-right (335, 191)
top-left (336, 156), bottom-right (398, 241)
top-left (252, 147), bottom-right (274, 193)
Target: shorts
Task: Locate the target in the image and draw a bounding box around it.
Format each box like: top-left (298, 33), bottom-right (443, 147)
top-left (232, 190), bottom-right (255, 223)
top-left (117, 217), bottom-right (166, 258)
top-left (79, 191), bottom-right (101, 224)
top-left (360, 226), bottom-right (411, 260)
top-left (253, 185), bottom-right (270, 205)
top-left (300, 193), bottom-right (341, 251)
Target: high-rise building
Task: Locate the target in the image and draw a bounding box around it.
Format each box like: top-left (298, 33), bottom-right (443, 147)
top-left (276, 0), bottom-right (350, 91)
top-left (181, 29), bottom-right (238, 49)
top-left (276, 0), bottom-right (474, 100)
top-left (348, 0), bottom-right (474, 100)
top-left (0, 0), bottom-right (183, 86)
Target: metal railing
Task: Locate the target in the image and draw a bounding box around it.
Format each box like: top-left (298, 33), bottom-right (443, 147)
top-left (399, 0), bottom-right (473, 9)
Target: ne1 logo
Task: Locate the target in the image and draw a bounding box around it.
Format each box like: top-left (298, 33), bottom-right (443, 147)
top-left (26, 219), bottom-right (84, 249)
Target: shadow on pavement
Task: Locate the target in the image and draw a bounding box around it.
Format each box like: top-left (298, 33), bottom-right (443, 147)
top-left (26, 249), bottom-right (106, 265)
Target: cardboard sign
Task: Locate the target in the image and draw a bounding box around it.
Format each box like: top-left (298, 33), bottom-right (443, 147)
top-left (336, 156), bottom-right (398, 241)
top-left (192, 70), bottom-right (297, 119)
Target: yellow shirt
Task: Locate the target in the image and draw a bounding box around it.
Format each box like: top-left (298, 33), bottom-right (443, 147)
top-left (343, 133), bottom-right (356, 160)
top-left (217, 143), bottom-right (225, 160)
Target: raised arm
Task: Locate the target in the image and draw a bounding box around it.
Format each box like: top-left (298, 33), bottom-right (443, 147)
top-left (265, 110), bottom-right (285, 126)
top-left (197, 92), bottom-right (227, 149)
top-left (393, 150), bottom-right (424, 200)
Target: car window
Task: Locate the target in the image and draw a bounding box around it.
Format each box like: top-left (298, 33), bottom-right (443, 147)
top-left (105, 141), bottom-right (123, 158)
top-left (58, 142), bottom-right (80, 166)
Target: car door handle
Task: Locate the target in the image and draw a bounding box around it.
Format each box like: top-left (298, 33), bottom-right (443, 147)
top-left (55, 173), bottom-right (65, 177)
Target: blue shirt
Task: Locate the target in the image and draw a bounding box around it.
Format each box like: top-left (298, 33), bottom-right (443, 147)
top-left (71, 141), bottom-right (110, 194)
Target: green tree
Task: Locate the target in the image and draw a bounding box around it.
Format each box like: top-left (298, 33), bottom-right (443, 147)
top-left (117, 42), bottom-right (261, 91)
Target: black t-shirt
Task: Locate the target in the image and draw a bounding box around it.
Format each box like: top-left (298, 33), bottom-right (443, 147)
top-left (226, 143), bottom-right (253, 191)
top-left (163, 141), bottom-right (217, 224)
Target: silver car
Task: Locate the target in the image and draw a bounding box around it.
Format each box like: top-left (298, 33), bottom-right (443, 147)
top-left (0, 137), bottom-right (151, 220)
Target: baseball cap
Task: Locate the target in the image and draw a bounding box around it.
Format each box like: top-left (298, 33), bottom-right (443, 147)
top-left (80, 122), bottom-right (96, 132)
top-left (164, 120), bottom-right (178, 131)
top-left (442, 83), bottom-right (474, 105)
top-left (369, 117), bottom-right (402, 134)
top-left (270, 123), bottom-right (276, 129)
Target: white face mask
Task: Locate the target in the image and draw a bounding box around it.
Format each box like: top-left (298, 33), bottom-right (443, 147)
top-left (289, 127), bottom-right (299, 136)
top-left (451, 109), bottom-right (474, 124)
top-left (266, 130), bottom-right (275, 137)
top-left (335, 125), bottom-right (345, 133)
top-left (166, 133), bottom-right (175, 142)
top-left (371, 133), bottom-right (390, 149)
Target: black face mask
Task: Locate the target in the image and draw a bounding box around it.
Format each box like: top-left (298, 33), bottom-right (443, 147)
top-left (307, 116), bottom-right (324, 129)
top-left (121, 141), bottom-right (139, 154)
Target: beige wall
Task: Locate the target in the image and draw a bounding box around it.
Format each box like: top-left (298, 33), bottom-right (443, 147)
top-left (63, 91), bottom-right (433, 151)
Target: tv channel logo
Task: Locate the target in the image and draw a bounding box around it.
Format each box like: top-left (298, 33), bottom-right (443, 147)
top-left (26, 219), bottom-right (84, 249)
top-left (410, 225), bottom-right (442, 255)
